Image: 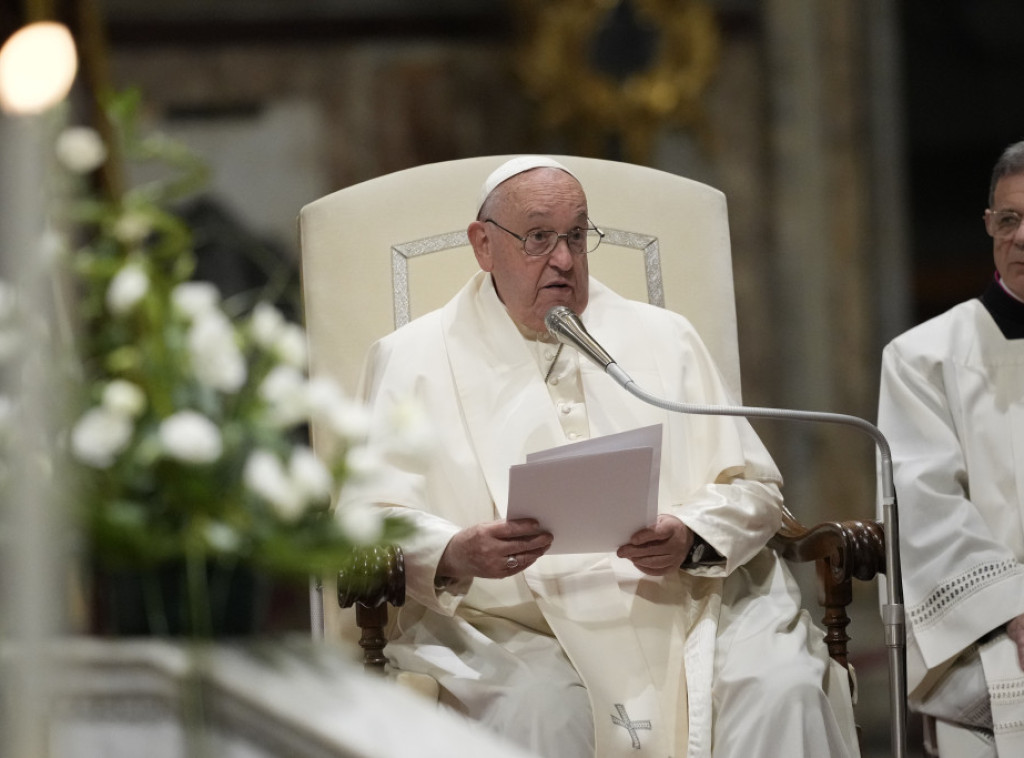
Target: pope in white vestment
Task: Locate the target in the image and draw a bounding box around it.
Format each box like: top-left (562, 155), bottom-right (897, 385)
top-left (339, 157), bottom-right (858, 758)
top-left (877, 142), bottom-right (1024, 757)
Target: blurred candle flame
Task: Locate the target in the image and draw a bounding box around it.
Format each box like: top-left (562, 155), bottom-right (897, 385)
top-left (0, 21), bottom-right (78, 115)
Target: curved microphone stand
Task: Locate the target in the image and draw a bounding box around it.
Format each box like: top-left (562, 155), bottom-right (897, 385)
top-left (546, 306), bottom-right (907, 758)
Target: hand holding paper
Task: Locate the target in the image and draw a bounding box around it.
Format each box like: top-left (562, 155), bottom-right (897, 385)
top-left (506, 424), bottom-right (663, 554)
top-left (616, 514), bottom-right (695, 576)
top-left (437, 517), bottom-right (553, 579)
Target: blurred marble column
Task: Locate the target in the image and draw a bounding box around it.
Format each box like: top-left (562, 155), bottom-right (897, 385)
top-left (761, 0), bottom-right (909, 523)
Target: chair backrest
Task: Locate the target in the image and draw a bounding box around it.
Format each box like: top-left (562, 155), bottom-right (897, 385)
top-left (299, 156), bottom-right (741, 645)
top-left (299, 155), bottom-right (741, 403)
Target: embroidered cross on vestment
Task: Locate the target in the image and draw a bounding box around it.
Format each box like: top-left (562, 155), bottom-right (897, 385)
top-left (611, 703), bottom-right (652, 749)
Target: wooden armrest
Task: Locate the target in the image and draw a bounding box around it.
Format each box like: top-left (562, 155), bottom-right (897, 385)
top-left (769, 506), bottom-right (885, 671)
top-left (337, 544), bottom-right (405, 672)
top-left (770, 506), bottom-right (886, 582)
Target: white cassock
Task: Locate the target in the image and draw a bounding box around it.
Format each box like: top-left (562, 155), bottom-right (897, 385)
top-left (878, 292), bottom-right (1024, 755)
top-left (340, 272), bottom-right (858, 758)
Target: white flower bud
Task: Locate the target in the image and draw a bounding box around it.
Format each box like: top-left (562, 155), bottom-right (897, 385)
top-left (336, 502), bottom-right (384, 545)
top-left (171, 281), bottom-right (221, 320)
top-left (106, 263), bottom-right (149, 315)
top-left (307, 376), bottom-right (370, 440)
top-left (71, 406), bottom-right (134, 468)
top-left (158, 410), bottom-right (223, 464)
top-left (305, 375), bottom-right (343, 411)
top-left (113, 211), bottom-right (152, 246)
top-left (288, 446), bottom-right (332, 503)
top-left (250, 302), bottom-right (285, 349)
top-left (55, 126), bottom-right (107, 174)
top-left (243, 449), bottom-right (304, 521)
top-left (343, 444), bottom-right (384, 480)
top-left (204, 522), bottom-right (241, 552)
top-left (273, 324), bottom-right (307, 369)
top-left (188, 310), bottom-right (246, 393)
top-left (101, 380), bottom-right (146, 418)
top-left (259, 364), bottom-right (307, 427)
top-left (260, 364), bottom-right (305, 400)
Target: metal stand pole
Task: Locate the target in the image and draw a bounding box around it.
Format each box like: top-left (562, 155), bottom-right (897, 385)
top-left (309, 575), bottom-right (325, 640)
top-left (607, 366), bottom-right (909, 758)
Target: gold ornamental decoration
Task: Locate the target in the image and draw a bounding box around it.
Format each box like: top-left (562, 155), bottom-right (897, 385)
top-left (513, 0), bottom-right (720, 164)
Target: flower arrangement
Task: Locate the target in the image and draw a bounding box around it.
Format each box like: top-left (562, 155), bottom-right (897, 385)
top-left (0, 91), bottom-right (416, 635)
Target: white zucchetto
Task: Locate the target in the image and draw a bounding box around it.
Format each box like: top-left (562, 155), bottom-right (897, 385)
top-left (476, 156), bottom-right (579, 214)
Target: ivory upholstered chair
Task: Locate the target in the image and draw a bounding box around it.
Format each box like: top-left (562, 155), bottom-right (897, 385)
top-left (298, 156), bottom-right (885, 690)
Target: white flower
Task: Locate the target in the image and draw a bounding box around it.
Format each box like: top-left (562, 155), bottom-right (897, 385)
top-left (258, 364), bottom-right (307, 427)
top-left (188, 310), bottom-right (246, 393)
top-left (71, 406), bottom-right (134, 468)
top-left (250, 302), bottom-right (286, 349)
top-left (204, 522), bottom-right (241, 552)
top-left (259, 364), bottom-right (305, 399)
top-left (101, 380), bottom-right (146, 418)
top-left (158, 410), bottom-right (223, 464)
top-left (288, 446), bottom-right (332, 503)
top-left (249, 302), bottom-right (305, 367)
top-left (336, 502), bottom-right (384, 545)
top-left (113, 211), bottom-right (152, 246)
top-left (273, 324), bottom-right (307, 369)
top-left (106, 263), bottom-right (149, 315)
top-left (343, 443), bottom-right (384, 480)
top-left (305, 375), bottom-right (343, 410)
top-left (243, 449), bottom-right (304, 521)
top-left (307, 376), bottom-right (370, 440)
top-left (243, 446), bottom-right (334, 521)
top-left (55, 126), bottom-right (107, 174)
top-left (172, 281), bottom-right (221, 320)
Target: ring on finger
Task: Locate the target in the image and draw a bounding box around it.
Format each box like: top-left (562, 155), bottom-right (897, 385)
top-left (505, 555), bottom-right (520, 570)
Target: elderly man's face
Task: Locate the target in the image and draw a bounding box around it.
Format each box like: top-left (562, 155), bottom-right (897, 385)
top-left (990, 173), bottom-right (1024, 301)
top-left (469, 168), bottom-right (590, 333)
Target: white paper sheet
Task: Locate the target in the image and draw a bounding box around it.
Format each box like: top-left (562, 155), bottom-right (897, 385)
top-left (506, 424), bottom-right (662, 554)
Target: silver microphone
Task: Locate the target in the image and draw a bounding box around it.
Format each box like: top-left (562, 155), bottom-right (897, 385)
top-left (543, 306), bottom-right (894, 469)
top-left (544, 305), bottom-right (615, 369)
top-left (544, 304), bottom-right (908, 758)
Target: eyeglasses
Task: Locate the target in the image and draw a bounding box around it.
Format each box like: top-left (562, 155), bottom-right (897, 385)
top-left (985, 209), bottom-right (1024, 239)
top-left (485, 218), bottom-right (605, 256)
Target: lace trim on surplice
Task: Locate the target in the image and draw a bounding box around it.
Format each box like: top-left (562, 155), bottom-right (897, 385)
top-left (908, 559), bottom-right (1024, 631)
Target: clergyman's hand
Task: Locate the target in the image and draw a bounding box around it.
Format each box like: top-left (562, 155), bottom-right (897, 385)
top-left (617, 514), bottom-right (694, 576)
top-left (1007, 613), bottom-right (1024, 670)
top-left (437, 518), bottom-right (553, 581)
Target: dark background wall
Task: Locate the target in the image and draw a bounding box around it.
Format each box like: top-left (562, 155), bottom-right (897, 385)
top-left (902, 0), bottom-right (1024, 322)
